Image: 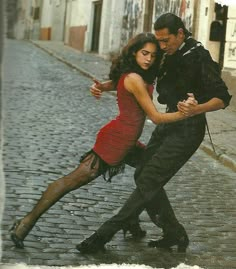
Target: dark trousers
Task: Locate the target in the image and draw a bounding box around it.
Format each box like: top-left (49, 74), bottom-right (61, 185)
top-left (96, 115), bottom-right (206, 242)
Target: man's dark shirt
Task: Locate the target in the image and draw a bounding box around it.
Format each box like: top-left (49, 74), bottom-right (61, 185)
top-left (156, 37), bottom-right (232, 111)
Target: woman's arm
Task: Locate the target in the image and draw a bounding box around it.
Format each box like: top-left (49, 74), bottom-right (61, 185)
top-left (124, 73), bottom-right (188, 124)
top-left (90, 79), bottom-right (115, 99)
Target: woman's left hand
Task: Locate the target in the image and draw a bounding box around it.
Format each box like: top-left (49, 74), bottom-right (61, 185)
top-left (90, 79), bottom-right (103, 99)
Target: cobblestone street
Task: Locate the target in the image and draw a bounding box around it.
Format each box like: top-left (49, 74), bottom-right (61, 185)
top-left (1, 40), bottom-right (236, 269)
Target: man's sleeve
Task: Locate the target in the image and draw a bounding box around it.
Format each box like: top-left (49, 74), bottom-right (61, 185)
top-left (200, 49), bottom-right (232, 108)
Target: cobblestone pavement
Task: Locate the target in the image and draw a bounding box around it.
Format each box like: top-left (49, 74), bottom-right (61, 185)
top-left (1, 40), bottom-right (236, 269)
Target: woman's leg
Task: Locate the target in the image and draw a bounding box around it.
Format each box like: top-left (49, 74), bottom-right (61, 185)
top-left (10, 152), bottom-right (100, 248)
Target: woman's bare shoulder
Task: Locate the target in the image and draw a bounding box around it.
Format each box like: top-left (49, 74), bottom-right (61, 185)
top-left (124, 73), bottom-right (145, 93)
top-left (124, 73), bottom-right (144, 85)
top-left (125, 72), bottom-right (143, 80)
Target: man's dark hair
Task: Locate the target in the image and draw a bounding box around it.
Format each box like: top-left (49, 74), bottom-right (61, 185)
top-left (154, 13), bottom-right (191, 37)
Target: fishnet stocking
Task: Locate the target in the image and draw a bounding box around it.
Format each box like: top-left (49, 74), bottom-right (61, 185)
top-left (15, 153), bottom-right (100, 240)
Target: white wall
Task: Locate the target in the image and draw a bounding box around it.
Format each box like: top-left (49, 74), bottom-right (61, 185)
top-left (98, 0), bottom-right (145, 57)
top-left (84, 0), bottom-right (125, 55)
top-left (70, 0), bottom-right (90, 26)
top-left (51, 0), bottom-right (66, 41)
top-left (108, 1), bottom-right (126, 53)
top-left (40, 0), bottom-right (53, 28)
top-left (14, 0), bottom-right (32, 39)
top-left (154, 0), bottom-right (194, 32)
top-left (224, 6), bottom-right (236, 69)
top-left (65, 0), bottom-right (91, 49)
top-left (120, 0), bottom-right (144, 46)
top-left (65, 0), bottom-right (152, 56)
top-left (195, 0), bottom-right (221, 62)
top-left (98, 0), bottom-right (112, 56)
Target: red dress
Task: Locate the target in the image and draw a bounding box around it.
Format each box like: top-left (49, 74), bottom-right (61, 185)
top-left (93, 73), bottom-right (154, 165)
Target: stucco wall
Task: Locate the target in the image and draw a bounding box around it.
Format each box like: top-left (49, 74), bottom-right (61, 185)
top-left (195, 0), bottom-right (221, 63)
top-left (0, 0), bottom-right (5, 260)
top-left (70, 0), bottom-right (90, 25)
top-left (40, 1), bottom-right (52, 28)
top-left (98, 0), bottom-right (146, 58)
top-left (224, 6), bottom-right (236, 69)
top-left (194, 0), bottom-right (211, 45)
top-left (13, 0), bottom-right (27, 39)
top-left (6, 0), bottom-right (18, 38)
top-left (120, 0), bottom-right (145, 48)
top-left (7, 0), bottom-right (35, 40)
top-left (99, 0), bottom-right (112, 55)
top-left (65, 0), bottom-right (91, 51)
top-left (106, 1), bottom-right (126, 54)
top-left (40, 0), bottom-right (52, 40)
top-left (154, 0), bottom-right (194, 32)
top-left (51, 0), bottom-right (66, 41)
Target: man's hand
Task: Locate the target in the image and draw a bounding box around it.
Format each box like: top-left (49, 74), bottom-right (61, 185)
top-left (90, 79), bottom-right (103, 99)
top-left (177, 93), bottom-right (198, 116)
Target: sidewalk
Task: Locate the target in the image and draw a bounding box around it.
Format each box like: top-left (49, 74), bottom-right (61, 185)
top-left (31, 40), bottom-right (236, 172)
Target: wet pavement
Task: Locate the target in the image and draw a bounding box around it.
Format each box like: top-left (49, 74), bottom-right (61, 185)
top-left (0, 39), bottom-right (236, 269)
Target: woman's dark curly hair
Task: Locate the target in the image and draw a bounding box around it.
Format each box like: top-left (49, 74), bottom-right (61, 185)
top-left (109, 32), bottom-right (162, 86)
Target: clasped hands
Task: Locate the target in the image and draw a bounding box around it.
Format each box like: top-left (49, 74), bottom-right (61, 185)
top-left (177, 93), bottom-right (198, 117)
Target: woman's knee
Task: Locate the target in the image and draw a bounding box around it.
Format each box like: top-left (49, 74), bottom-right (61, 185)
top-left (68, 168), bottom-right (98, 189)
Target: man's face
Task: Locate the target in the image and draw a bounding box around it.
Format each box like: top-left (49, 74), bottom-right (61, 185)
top-left (154, 27), bottom-right (185, 55)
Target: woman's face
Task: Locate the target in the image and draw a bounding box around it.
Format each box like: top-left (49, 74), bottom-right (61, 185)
top-left (134, 42), bottom-right (157, 70)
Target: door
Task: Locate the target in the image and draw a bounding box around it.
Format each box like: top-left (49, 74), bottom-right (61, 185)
top-left (214, 3), bottom-right (228, 70)
top-left (91, 0), bottom-right (102, 52)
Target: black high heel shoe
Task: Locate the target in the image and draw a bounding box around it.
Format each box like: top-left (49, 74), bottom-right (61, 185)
top-left (9, 219), bottom-right (32, 248)
top-left (122, 222), bottom-right (146, 239)
top-left (148, 225), bottom-right (189, 252)
top-left (76, 232), bottom-right (106, 254)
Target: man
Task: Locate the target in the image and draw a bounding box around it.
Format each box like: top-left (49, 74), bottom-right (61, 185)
top-left (76, 13), bottom-right (232, 253)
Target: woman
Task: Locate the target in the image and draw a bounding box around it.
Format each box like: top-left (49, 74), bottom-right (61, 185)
top-left (10, 32), bottom-right (190, 249)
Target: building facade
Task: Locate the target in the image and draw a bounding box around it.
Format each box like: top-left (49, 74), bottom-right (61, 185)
top-left (6, 0), bottom-right (236, 72)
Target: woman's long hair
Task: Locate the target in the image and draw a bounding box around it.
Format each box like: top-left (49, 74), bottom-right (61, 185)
top-left (109, 32), bottom-right (162, 86)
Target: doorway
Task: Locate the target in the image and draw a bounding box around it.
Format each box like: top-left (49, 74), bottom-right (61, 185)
top-left (91, 0), bottom-right (102, 52)
top-left (214, 3), bottom-right (228, 70)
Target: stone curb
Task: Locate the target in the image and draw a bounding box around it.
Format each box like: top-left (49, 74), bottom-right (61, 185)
top-left (30, 40), bottom-right (236, 173)
top-left (31, 41), bottom-right (97, 80)
top-left (200, 142), bottom-right (236, 172)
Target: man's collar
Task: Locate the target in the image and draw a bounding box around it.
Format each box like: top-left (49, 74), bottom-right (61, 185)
top-left (178, 36), bottom-right (192, 51)
top-left (178, 42), bottom-right (186, 51)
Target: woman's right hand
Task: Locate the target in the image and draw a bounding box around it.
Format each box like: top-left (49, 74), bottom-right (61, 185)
top-left (90, 79), bottom-right (103, 99)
